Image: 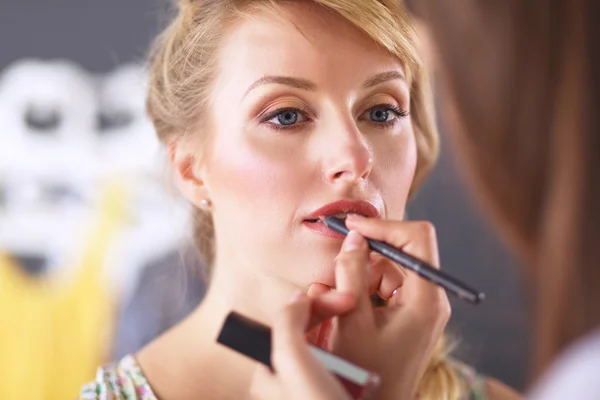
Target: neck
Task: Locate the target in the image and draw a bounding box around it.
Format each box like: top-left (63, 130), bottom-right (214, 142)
top-left (204, 256), bottom-right (305, 324)
top-left (138, 259), bottom-right (304, 400)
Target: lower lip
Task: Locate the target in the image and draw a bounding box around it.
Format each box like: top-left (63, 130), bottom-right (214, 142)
top-left (303, 220), bottom-right (346, 239)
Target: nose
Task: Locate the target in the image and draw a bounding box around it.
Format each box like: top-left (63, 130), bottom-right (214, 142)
top-left (322, 126), bottom-right (373, 184)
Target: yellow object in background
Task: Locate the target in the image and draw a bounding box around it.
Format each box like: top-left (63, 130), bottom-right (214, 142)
top-left (0, 182), bottom-right (128, 400)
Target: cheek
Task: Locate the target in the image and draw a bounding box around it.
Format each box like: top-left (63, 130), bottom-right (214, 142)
top-left (375, 130), bottom-right (418, 216)
top-left (205, 130), bottom-right (307, 220)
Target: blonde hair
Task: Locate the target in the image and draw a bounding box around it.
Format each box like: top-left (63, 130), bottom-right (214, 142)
top-left (147, 1), bottom-right (463, 398)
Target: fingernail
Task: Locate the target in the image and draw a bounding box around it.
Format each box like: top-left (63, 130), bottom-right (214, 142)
top-left (342, 230), bottom-right (364, 252)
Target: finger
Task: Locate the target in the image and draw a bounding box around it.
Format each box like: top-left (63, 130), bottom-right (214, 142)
top-left (368, 257), bottom-right (405, 300)
top-left (345, 216), bottom-right (440, 267)
top-left (307, 282), bottom-right (331, 297)
top-left (305, 283), bottom-right (333, 344)
top-left (334, 231), bottom-right (373, 321)
top-left (309, 291), bottom-right (356, 327)
top-left (271, 293), bottom-right (315, 381)
top-left (249, 364), bottom-right (282, 399)
top-left (387, 222), bottom-right (442, 305)
top-left (305, 290), bottom-right (356, 347)
top-left (315, 317), bottom-right (334, 349)
top-left (305, 291), bottom-right (356, 345)
top-left (271, 295), bottom-right (348, 398)
top-left (306, 284), bottom-right (357, 326)
top-left (346, 216), bottom-right (441, 301)
top-left (275, 292), bottom-right (312, 345)
top-left (346, 217), bottom-right (450, 326)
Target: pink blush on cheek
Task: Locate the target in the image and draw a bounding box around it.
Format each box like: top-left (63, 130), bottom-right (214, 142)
top-left (205, 143), bottom-right (294, 268)
top-left (205, 120), bottom-right (313, 206)
top-left (205, 133), bottom-right (308, 229)
top-left (210, 149), bottom-right (282, 205)
top-left (381, 131), bottom-right (417, 196)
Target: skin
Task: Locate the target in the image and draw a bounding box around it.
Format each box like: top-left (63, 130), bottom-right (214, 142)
top-left (136, 3), bottom-right (519, 400)
top-left (198, 3), bottom-right (416, 298)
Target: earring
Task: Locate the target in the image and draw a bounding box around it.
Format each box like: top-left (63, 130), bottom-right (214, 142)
top-left (200, 198), bottom-right (212, 210)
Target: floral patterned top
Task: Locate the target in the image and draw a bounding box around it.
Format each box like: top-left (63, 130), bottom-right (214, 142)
top-left (79, 355), bottom-right (156, 400)
top-left (79, 355), bottom-right (488, 399)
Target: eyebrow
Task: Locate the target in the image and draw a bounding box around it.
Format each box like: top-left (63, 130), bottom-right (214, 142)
top-left (361, 70), bottom-right (406, 88)
top-left (244, 70), bottom-right (406, 97)
top-left (244, 76), bottom-right (317, 97)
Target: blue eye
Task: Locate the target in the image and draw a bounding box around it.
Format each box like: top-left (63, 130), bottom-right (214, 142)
top-left (370, 107), bottom-right (393, 123)
top-left (273, 110), bottom-right (297, 125)
top-left (265, 108), bottom-right (308, 126)
top-left (361, 104), bottom-right (409, 126)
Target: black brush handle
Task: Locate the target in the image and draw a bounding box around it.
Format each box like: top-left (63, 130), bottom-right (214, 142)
top-left (217, 312), bottom-right (273, 368)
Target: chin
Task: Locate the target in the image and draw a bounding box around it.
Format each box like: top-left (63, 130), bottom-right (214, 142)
top-left (301, 263), bottom-right (337, 290)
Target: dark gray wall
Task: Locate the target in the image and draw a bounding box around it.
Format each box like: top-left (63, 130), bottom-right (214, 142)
top-left (0, 0), bottom-right (530, 390)
top-left (0, 0), bottom-right (164, 73)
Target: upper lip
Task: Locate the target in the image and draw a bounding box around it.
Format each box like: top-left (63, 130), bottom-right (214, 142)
top-left (304, 199), bottom-right (380, 221)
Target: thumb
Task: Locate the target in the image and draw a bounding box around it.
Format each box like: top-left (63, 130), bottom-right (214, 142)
top-left (272, 292), bottom-right (313, 368)
top-left (271, 293), bottom-right (350, 400)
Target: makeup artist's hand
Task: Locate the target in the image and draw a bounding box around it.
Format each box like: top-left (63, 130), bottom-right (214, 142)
top-left (249, 292), bottom-right (350, 400)
top-left (311, 216), bottom-right (450, 400)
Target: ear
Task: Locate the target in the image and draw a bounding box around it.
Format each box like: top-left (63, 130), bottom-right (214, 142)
top-left (168, 139), bottom-right (209, 207)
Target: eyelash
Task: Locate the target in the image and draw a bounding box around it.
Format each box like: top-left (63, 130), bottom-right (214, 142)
top-left (376, 103), bottom-right (409, 118)
top-left (370, 103), bottom-right (410, 128)
top-left (260, 107), bottom-right (309, 132)
top-left (259, 103), bottom-right (409, 132)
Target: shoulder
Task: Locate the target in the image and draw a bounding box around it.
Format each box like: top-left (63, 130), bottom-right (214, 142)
top-left (528, 330), bottom-right (600, 400)
top-left (78, 354), bottom-right (158, 400)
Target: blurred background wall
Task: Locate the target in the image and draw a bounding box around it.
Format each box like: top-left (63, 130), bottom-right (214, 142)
top-left (0, 1), bottom-right (530, 399)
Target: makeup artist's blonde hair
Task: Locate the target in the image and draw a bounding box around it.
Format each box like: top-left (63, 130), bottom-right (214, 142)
top-left (146, 1), bottom-right (464, 399)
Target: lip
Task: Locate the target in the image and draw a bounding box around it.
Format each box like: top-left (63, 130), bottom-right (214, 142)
top-left (303, 199), bottom-right (380, 239)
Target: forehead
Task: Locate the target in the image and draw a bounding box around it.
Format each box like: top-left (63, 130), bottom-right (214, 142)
top-left (214, 2), bottom-right (405, 95)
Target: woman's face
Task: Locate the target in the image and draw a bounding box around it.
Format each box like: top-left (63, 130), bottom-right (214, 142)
top-left (189, 3), bottom-right (417, 288)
